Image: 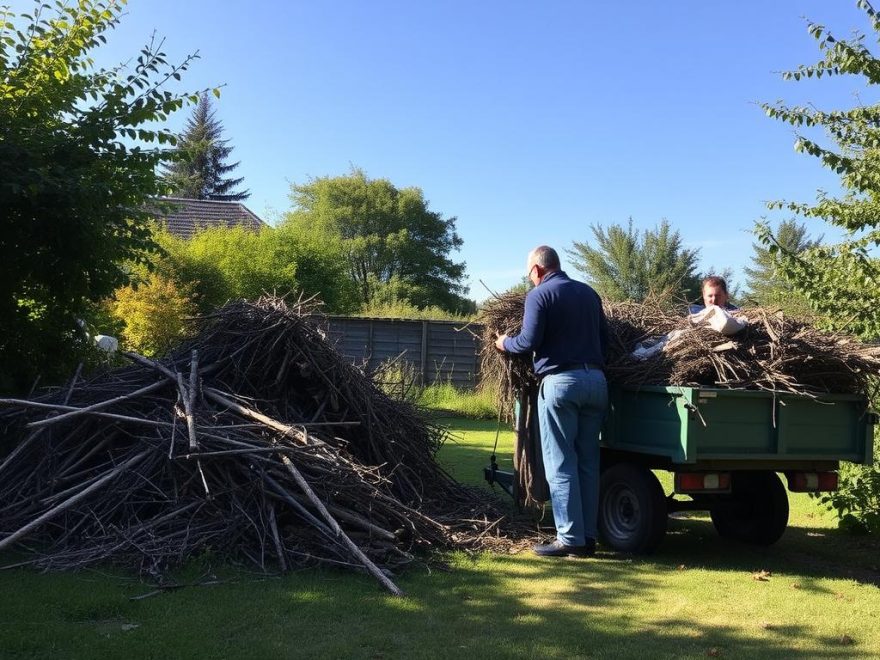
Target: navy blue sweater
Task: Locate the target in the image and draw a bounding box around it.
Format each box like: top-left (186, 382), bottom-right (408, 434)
top-left (502, 271), bottom-right (607, 377)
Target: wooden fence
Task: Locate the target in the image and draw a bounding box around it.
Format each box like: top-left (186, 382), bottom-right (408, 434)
top-left (320, 316), bottom-right (483, 388)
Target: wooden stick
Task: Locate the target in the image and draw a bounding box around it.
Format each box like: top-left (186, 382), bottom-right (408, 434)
top-left (277, 452), bottom-right (404, 596)
top-left (177, 372), bottom-right (198, 452)
top-left (63, 363), bottom-right (83, 405)
top-left (0, 399), bottom-right (172, 427)
top-left (27, 381), bottom-right (167, 428)
top-left (267, 502), bottom-right (288, 572)
top-left (122, 353), bottom-right (329, 447)
top-left (0, 450), bottom-right (150, 552)
top-left (203, 388), bottom-right (324, 447)
top-left (188, 350), bottom-right (199, 449)
top-left (285, 491), bottom-right (397, 542)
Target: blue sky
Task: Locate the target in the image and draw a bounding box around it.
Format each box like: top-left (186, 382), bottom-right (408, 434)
top-left (10, 1), bottom-right (875, 300)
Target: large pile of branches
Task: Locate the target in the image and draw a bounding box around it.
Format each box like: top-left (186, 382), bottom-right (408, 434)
top-left (0, 297), bottom-right (524, 596)
top-left (478, 292), bottom-right (880, 403)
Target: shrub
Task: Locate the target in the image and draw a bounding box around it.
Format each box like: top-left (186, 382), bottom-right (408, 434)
top-left (111, 275), bottom-right (197, 356)
top-left (819, 431), bottom-right (880, 534)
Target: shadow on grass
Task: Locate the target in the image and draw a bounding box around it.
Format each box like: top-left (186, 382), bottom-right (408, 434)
top-left (436, 414), bottom-right (880, 589)
top-left (660, 515), bottom-right (880, 588)
top-left (1, 536), bottom-right (873, 660)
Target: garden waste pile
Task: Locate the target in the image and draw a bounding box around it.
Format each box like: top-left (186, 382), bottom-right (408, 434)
top-left (479, 292), bottom-right (880, 407)
top-left (0, 297), bottom-right (525, 595)
top-left (477, 292), bottom-right (880, 508)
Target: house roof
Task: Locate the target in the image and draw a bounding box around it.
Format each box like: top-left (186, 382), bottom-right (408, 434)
top-left (149, 197), bottom-right (267, 240)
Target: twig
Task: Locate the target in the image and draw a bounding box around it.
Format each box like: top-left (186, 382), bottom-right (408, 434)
top-left (278, 452), bottom-right (404, 597)
top-left (0, 450), bottom-right (150, 552)
top-left (27, 381), bottom-right (167, 429)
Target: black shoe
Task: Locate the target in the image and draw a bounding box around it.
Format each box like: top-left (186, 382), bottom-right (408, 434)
top-left (533, 540), bottom-right (594, 558)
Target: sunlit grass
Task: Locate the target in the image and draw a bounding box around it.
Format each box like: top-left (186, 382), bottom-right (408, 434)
top-left (418, 382), bottom-right (498, 419)
top-left (0, 416), bottom-right (878, 659)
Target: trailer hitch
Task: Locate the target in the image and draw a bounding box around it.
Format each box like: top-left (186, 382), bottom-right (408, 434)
top-left (483, 455), bottom-right (515, 497)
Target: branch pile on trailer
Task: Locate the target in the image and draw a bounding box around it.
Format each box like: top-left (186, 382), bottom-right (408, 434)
top-left (0, 297), bottom-right (523, 595)
top-left (477, 292), bottom-right (880, 508)
top-left (478, 292), bottom-right (880, 400)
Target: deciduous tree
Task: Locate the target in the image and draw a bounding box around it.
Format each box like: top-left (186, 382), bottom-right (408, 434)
top-left (757, 0), bottom-right (880, 339)
top-left (758, 0), bottom-right (880, 533)
top-left (0, 0), bottom-right (201, 392)
top-left (287, 169), bottom-right (470, 313)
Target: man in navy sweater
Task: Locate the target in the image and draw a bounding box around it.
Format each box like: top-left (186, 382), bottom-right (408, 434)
top-left (495, 246), bottom-right (609, 557)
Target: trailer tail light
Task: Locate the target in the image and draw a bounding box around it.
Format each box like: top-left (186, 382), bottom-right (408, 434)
top-left (675, 472), bottom-right (731, 493)
top-left (787, 471), bottom-right (838, 492)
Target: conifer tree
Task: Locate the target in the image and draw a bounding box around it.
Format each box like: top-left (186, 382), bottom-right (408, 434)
top-left (567, 219), bottom-right (702, 304)
top-left (744, 219), bottom-right (818, 315)
top-left (163, 93), bottom-right (249, 201)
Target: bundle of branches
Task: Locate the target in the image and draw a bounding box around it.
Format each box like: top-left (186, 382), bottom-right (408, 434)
top-left (0, 297), bottom-right (523, 596)
top-left (476, 292), bottom-right (538, 418)
top-left (605, 302), bottom-right (880, 397)
top-left (478, 292), bottom-right (880, 399)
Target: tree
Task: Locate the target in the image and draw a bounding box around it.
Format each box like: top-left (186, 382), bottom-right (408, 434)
top-left (148, 224), bottom-right (358, 314)
top-left (758, 0), bottom-right (880, 534)
top-left (567, 219), bottom-right (702, 303)
top-left (0, 1), bottom-right (201, 393)
top-left (757, 0), bottom-right (880, 339)
top-left (287, 169), bottom-right (470, 313)
top-left (744, 219), bottom-right (819, 315)
top-left (162, 92), bottom-right (248, 201)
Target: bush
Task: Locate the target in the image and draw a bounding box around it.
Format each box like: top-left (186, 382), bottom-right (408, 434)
top-left (111, 274), bottom-right (197, 357)
top-left (819, 431), bottom-right (880, 534)
top-left (149, 225), bottom-right (359, 314)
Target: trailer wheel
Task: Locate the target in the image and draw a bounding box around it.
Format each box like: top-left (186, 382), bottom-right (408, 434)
top-left (598, 463), bottom-right (667, 553)
top-left (710, 471), bottom-right (789, 546)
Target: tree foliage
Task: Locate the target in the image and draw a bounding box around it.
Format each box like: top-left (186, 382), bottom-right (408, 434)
top-left (758, 0), bottom-right (880, 533)
top-left (744, 220), bottom-right (819, 315)
top-left (287, 169), bottom-right (471, 313)
top-left (567, 219), bottom-right (702, 303)
top-left (111, 273), bottom-right (197, 356)
top-left (757, 0), bottom-right (880, 339)
top-left (148, 225), bottom-right (358, 314)
top-left (0, 0), bottom-right (200, 392)
top-left (162, 92), bottom-right (248, 201)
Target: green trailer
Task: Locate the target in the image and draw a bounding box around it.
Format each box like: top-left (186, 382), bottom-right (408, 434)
top-left (488, 385), bottom-right (876, 553)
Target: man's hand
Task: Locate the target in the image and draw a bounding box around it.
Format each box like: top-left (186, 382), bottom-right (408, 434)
top-left (494, 333), bottom-right (508, 352)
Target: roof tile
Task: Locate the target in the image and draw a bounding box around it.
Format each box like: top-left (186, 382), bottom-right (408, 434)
top-left (148, 197), bottom-right (266, 239)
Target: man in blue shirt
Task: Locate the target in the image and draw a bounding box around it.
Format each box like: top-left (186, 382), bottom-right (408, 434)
top-left (495, 246), bottom-right (608, 557)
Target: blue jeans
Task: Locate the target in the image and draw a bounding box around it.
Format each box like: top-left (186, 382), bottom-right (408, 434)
top-left (538, 367), bottom-right (608, 546)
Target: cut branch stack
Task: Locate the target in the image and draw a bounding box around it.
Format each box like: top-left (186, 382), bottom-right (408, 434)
top-left (0, 297), bottom-right (524, 595)
top-left (478, 292), bottom-right (880, 400)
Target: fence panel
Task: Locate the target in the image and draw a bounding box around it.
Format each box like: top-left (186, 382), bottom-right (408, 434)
top-left (321, 316), bottom-right (483, 388)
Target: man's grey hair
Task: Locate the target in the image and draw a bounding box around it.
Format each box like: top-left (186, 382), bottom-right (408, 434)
top-left (532, 245), bottom-right (560, 269)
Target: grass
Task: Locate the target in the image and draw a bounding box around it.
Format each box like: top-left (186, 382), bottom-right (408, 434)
top-left (417, 383), bottom-right (499, 419)
top-left (1, 417), bottom-right (879, 659)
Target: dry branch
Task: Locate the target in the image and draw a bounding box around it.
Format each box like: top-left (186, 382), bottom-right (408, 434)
top-left (0, 296), bottom-right (530, 595)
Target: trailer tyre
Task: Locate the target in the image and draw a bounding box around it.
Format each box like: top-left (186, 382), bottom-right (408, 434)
top-left (710, 471), bottom-right (789, 546)
top-left (598, 463), bottom-right (667, 553)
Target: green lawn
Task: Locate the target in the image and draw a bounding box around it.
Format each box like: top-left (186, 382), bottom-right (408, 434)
top-left (1, 417), bottom-right (878, 659)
